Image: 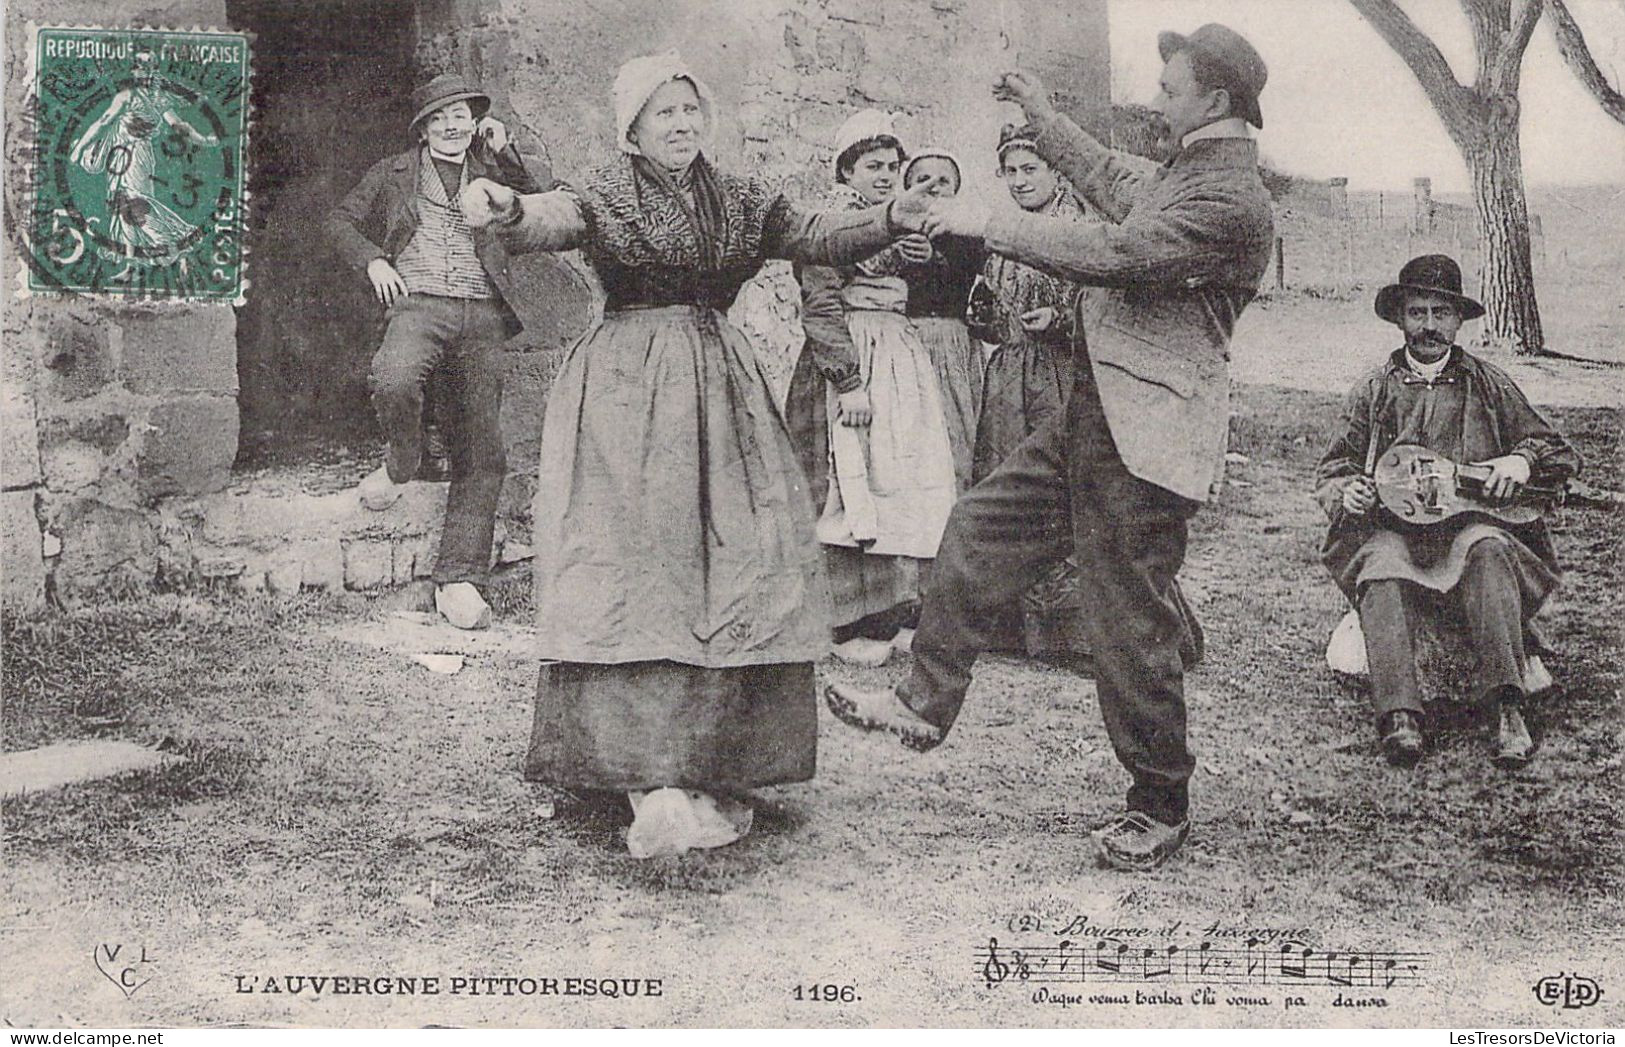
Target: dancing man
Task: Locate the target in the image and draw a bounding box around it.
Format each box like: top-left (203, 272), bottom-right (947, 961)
top-left (827, 24), bottom-right (1275, 871)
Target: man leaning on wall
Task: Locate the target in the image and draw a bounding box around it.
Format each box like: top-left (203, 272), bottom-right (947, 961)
top-left (326, 73), bottom-right (551, 629)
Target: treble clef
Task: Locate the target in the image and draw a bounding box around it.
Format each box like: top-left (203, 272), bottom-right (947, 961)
top-left (983, 936), bottom-right (1011, 988)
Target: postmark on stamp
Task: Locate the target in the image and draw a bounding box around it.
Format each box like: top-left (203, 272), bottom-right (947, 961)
top-left (22, 26), bottom-right (251, 303)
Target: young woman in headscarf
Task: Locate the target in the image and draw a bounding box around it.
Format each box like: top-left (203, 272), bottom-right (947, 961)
top-left (787, 111), bottom-right (957, 668)
top-left (899, 149), bottom-right (986, 495)
top-left (461, 54), bottom-right (931, 858)
top-left (972, 123), bottom-right (1100, 659)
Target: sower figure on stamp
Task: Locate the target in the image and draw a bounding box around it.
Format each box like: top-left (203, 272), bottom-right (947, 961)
top-left (1314, 255), bottom-right (1580, 770)
top-left (325, 73), bottom-right (549, 629)
top-left (826, 24), bottom-right (1275, 871)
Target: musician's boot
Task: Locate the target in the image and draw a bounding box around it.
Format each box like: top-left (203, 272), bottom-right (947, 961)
top-left (1380, 710), bottom-right (1425, 768)
top-left (1492, 691), bottom-right (1535, 769)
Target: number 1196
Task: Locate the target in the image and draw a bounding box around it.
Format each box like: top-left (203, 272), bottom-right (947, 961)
top-left (793, 984), bottom-right (860, 1003)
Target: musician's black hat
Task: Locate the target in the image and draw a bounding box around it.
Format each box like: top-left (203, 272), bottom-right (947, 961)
top-left (1375, 254), bottom-right (1485, 324)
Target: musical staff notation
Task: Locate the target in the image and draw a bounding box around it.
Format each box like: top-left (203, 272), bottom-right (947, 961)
top-left (977, 936), bottom-right (1427, 990)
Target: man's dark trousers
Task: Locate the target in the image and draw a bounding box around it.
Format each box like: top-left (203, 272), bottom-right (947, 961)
top-left (370, 294), bottom-right (509, 586)
top-left (1358, 538), bottom-right (1529, 720)
top-left (899, 363), bottom-right (1201, 826)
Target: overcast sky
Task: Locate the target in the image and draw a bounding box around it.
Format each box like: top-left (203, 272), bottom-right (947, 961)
top-left (1108, 0), bottom-right (1625, 192)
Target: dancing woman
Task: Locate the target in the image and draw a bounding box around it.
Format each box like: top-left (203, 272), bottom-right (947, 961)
top-left (462, 54), bottom-right (929, 858)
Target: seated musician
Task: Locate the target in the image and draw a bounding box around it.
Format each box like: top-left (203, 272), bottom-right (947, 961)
top-left (1314, 254), bottom-right (1580, 769)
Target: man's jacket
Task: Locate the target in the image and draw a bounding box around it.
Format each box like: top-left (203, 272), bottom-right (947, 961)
top-left (325, 139), bottom-right (551, 330)
top-left (984, 114), bottom-right (1275, 502)
top-left (1312, 346), bottom-right (1581, 600)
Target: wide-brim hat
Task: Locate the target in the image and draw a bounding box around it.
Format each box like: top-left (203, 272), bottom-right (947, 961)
top-left (1158, 23), bottom-right (1267, 129)
top-left (410, 73), bottom-right (490, 137)
top-left (1375, 253), bottom-right (1485, 323)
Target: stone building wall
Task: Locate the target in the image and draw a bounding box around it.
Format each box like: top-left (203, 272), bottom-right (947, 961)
top-left (1, 0), bottom-right (1110, 612)
top-left (3, 0), bottom-right (240, 612)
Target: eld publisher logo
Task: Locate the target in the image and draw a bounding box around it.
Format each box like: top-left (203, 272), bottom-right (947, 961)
top-left (1533, 973), bottom-right (1602, 1010)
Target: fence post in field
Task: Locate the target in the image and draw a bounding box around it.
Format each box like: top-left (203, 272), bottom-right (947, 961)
top-left (1413, 177), bottom-right (1434, 235)
top-left (1275, 236), bottom-right (1285, 291)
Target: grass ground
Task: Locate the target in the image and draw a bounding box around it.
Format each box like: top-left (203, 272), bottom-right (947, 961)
top-left (2, 383), bottom-right (1620, 1029)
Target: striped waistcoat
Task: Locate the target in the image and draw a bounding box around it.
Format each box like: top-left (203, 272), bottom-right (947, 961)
top-left (394, 150), bottom-right (497, 299)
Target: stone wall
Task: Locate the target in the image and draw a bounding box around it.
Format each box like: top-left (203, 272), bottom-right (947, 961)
top-left (3, 0), bottom-right (240, 611)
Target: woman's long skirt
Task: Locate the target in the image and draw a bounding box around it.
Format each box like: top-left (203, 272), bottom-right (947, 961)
top-left (912, 316), bottom-right (983, 493)
top-left (523, 306), bottom-right (826, 790)
top-left (819, 310), bottom-right (956, 628)
top-left (525, 661), bottom-right (817, 792)
top-left (974, 335), bottom-right (1089, 657)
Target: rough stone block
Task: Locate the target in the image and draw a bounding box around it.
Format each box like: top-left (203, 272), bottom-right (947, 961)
top-left (1, 489), bottom-right (47, 614)
top-left (39, 438), bottom-right (109, 494)
top-left (826, 0), bottom-right (883, 26)
top-left (498, 541), bottom-right (533, 565)
top-left (117, 306), bottom-right (238, 395)
top-left (391, 541), bottom-right (418, 586)
top-left (343, 539), bottom-right (392, 590)
top-left (265, 550), bottom-right (303, 594)
top-left (235, 557), bottom-right (267, 592)
top-left (1, 350), bottom-right (41, 489)
top-left (50, 498), bottom-right (157, 596)
top-left (38, 317), bottom-right (116, 403)
top-left (299, 538), bottom-right (344, 591)
top-left (500, 352), bottom-right (559, 469)
top-left (506, 255), bottom-right (594, 353)
top-left (137, 395), bottom-right (239, 502)
top-left (196, 554), bottom-right (246, 580)
top-left (410, 534), bottom-right (439, 579)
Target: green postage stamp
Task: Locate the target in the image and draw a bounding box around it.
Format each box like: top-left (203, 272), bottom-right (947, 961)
top-left (23, 26), bottom-right (251, 302)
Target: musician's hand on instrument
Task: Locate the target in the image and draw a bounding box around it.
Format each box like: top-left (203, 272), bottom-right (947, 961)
top-left (1478, 454), bottom-right (1531, 504)
top-left (1342, 475), bottom-right (1377, 516)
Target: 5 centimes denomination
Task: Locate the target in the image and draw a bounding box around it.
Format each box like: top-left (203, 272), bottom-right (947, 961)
top-left (25, 25), bottom-right (250, 302)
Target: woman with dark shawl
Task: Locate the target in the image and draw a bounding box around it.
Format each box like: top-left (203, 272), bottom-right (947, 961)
top-left (899, 149), bottom-right (986, 495)
top-left (462, 54), bottom-right (929, 858)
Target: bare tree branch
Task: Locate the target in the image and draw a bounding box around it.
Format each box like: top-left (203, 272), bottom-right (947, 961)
top-left (1490, 0), bottom-right (1546, 95)
top-left (1548, 0), bottom-right (1625, 123)
top-left (1460, 0), bottom-right (1506, 86)
top-left (1350, 0), bottom-right (1484, 144)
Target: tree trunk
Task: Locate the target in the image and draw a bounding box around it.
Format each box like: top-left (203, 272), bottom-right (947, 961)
top-left (1467, 102), bottom-right (1546, 355)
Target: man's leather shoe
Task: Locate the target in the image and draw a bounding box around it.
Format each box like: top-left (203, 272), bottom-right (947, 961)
top-left (1092, 811), bottom-right (1189, 872)
top-left (1492, 700), bottom-right (1535, 769)
top-left (823, 683), bottom-right (944, 752)
top-left (1380, 710), bottom-right (1424, 768)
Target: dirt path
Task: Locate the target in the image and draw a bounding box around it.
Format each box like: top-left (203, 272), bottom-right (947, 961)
top-left (3, 386), bottom-right (1620, 1029)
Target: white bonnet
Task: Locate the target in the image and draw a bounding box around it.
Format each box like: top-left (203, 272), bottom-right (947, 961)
top-left (833, 108), bottom-right (900, 158)
top-left (902, 148), bottom-right (963, 187)
top-left (613, 51), bottom-right (715, 156)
